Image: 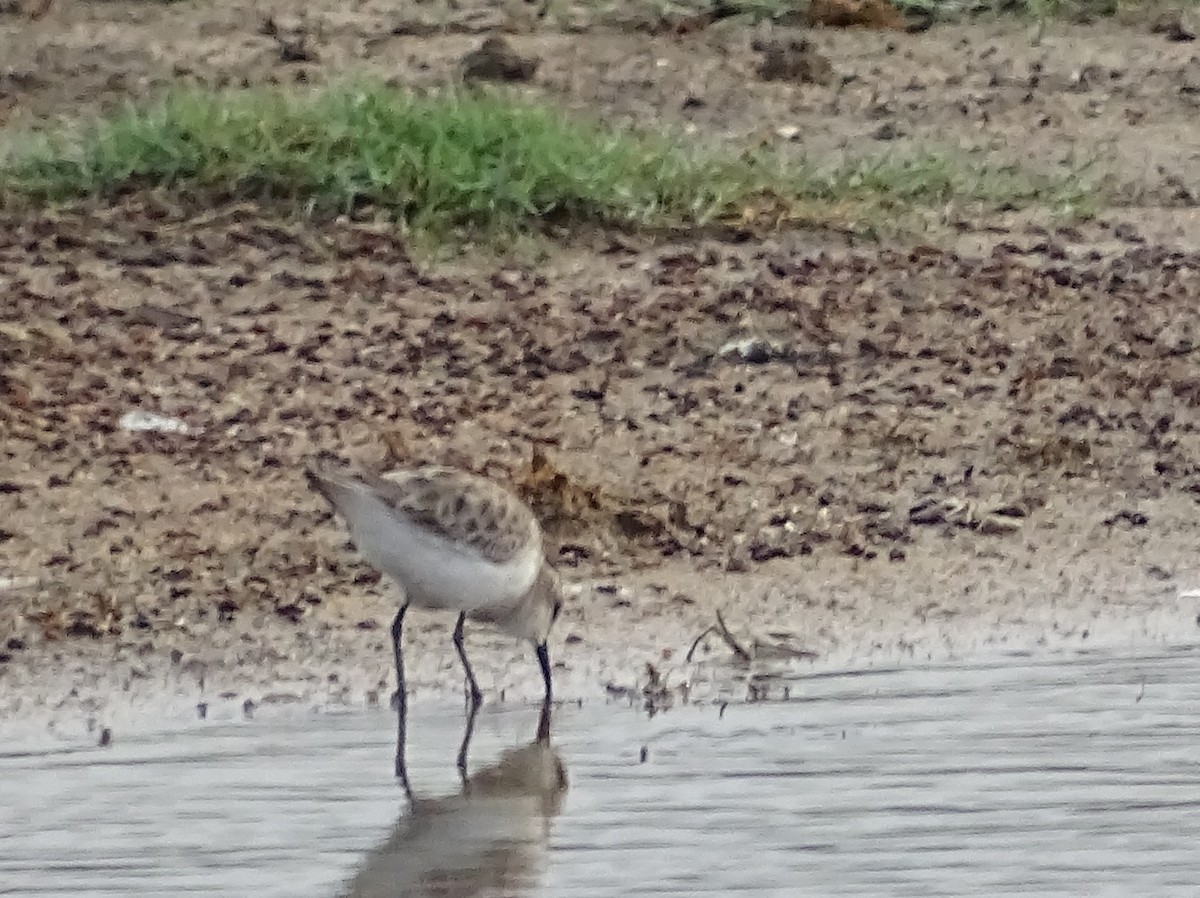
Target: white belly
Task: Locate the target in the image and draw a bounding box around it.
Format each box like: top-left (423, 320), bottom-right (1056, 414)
top-left (339, 491), bottom-right (540, 611)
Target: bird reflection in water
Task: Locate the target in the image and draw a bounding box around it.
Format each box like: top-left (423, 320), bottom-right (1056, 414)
top-left (341, 700), bottom-right (568, 898)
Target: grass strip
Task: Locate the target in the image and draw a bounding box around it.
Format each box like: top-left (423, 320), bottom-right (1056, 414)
top-left (0, 81), bottom-right (1093, 240)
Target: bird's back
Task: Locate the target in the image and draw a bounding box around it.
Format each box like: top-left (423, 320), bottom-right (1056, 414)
top-left (376, 466), bottom-right (540, 565)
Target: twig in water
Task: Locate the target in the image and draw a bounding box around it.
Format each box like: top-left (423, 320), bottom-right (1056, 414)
top-left (686, 625), bottom-right (717, 662)
top-left (715, 609), bottom-right (753, 663)
top-left (686, 610), bottom-right (754, 663)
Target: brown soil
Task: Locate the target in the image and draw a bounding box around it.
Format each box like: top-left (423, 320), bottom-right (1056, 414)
top-left (3, 0), bottom-right (1200, 735)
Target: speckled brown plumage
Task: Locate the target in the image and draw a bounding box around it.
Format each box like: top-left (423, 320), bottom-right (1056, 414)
top-left (308, 461), bottom-right (541, 565)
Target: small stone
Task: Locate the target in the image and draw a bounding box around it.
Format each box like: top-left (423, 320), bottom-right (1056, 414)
top-left (719, 337), bottom-right (775, 364)
top-left (277, 34), bottom-right (319, 63)
top-left (754, 38), bottom-right (833, 85)
top-left (978, 515), bottom-right (1021, 535)
top-left (874, 121), bottom-right (900, 140)
top-left (1151, 10), bottom-right (1196, 41)
top-left (462, 37), bottom-right (539, 82)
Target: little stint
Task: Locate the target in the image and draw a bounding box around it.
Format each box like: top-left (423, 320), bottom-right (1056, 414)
top-left (306, 458), bottom-right (564, 718)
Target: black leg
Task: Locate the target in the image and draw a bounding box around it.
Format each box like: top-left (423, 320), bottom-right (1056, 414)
top-left (536, 641), bottom-right (553, 704)
top-left (391, 604), bottom-right (412, 799)
top-left (453, 612), bottom-right (483, 708)
top-left (456, 698), bottom-right (481, 784)
top-left (535, 693), bottom-right (553, 745)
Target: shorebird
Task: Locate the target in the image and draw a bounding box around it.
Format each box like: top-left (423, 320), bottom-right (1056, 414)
top-left (306, 457), bottom-right (564, 718)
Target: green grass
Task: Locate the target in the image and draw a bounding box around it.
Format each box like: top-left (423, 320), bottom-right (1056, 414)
top-left (0, 84), bottom-right (793, 236)
top-left (0, 81), bottom-right (1094, 241)
top-left (825, 152), bottom-right (1096, 215)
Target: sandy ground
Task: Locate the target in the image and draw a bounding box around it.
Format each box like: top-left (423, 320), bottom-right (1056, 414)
top-left (3, 0), bottom-right (1200, 739)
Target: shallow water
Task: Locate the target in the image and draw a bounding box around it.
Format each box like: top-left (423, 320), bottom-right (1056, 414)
top-left (3, 646), bottom-right (1200, 897)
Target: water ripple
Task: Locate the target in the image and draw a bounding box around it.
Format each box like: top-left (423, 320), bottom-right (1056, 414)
top-left (1, 646), bottom-right (1199, 896)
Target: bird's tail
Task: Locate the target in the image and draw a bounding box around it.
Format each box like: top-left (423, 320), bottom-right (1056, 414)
top-left (305, 455), bottom-right (369, 507)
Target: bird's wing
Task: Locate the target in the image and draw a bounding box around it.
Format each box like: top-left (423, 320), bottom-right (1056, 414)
top-left (309, 460), bottom-right (539, 565)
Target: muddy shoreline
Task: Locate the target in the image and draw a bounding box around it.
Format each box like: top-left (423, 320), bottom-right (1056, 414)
top-left (5, 2), bottom-right (1200, 738)
top-left (6, 207), bottom-right (1200, 740)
